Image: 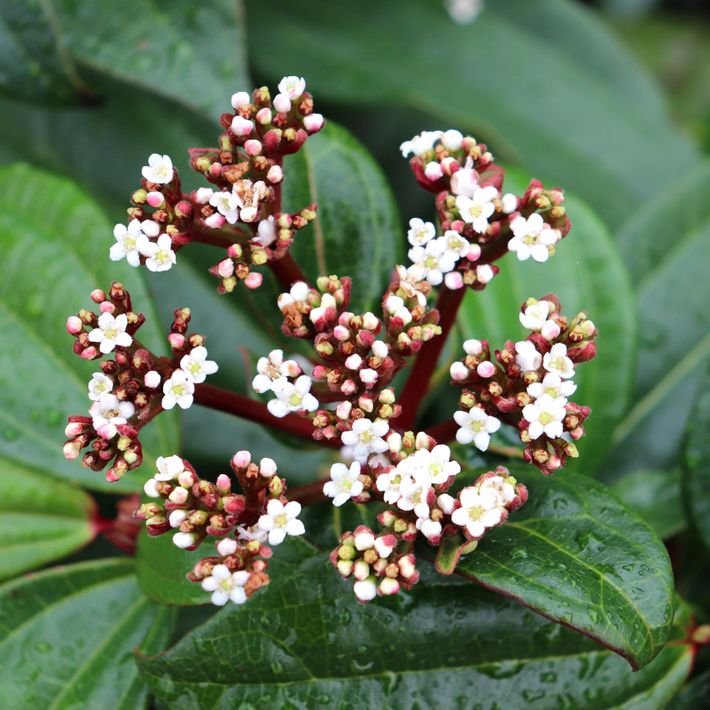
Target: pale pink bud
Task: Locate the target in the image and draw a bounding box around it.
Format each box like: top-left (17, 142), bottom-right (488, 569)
top-left (360, 368), bottom-right (378, 385)
top-left (463, 339), bottom-right (483, 355)
top-left (440, 157), bottom-right (459, 175)
top-left (259, 457), bottom-right (277, 477)
top-left (231, 115), bottom-right (254, 136)
top-left (374, 534), bottom-right (396, 558)
top-left (205, 212), bottom-right (226, 229)
top-left (99, 301), bottom-right (114, 313)
top-left (146, 191), bottom-right (164, 208)
top-left (244, 139), bottom-right (262, 156)
top-left (168, 333), bottom-right (185, 349)
top-left (244, 272), bottom-right (263, 289)
top-left (333, 325), bottom-right (350, 341)
top-left (353, 559), bottom-right (370, 580)
top-left (476, 361), bottom-right (495, 378)
top-left (168, 487), bottom-right (189, 505)
top-left (177, 470), bottom-right (195, 488)
top-left (303, 113), bottom-right (324, 133)
top-left (90, 289), bottom-right (106, 303)
top-left (80, 347), bottom-right (98, 360)
top-left (437, 493), bottom-right (456, 515)
top-left (424, 161), bottom-right (444, 181)
top-left (256, 107), bottom-right (272, 125)
top-left (66, 315), bottom-right (83, 334)
top-left (64, 422), bottom-right (84, 437)
top-left (345, 354), bottom-right (363, 370)
top-left (273, 93), bottom-right (291, 113)
top-left (341, 379), bottom-right (357, 395)
top-left (358, 396), bottom-right (374, 413)
top-left (354, 528), bottom-right (375, 551)
top-left (476, 264), bottom-right (495, 284)
top-left (398, 554), bottom-right (417, 580)
top-left (379, 577), bottom-right (400, 596)
top-left (450, 362), bottom-right (469, 381)
top-left (63, 441), bottom-right (81, 460)
top-left (216, 259), bottom-right (234, 278)
top-left (144, 370), bottom-right (161, 389)
top-left (231, 91), bottom-right (251, 109)
top-left (216, 473), bottom-right (231, 491)
top-left (467, 244), bottom-right (482, 261)
top-left (232, 450), bottom-right (251, 468)
top-left (169, 510), bottom-right (187, 528)
top-left (541, 321), bottom-right (561, 340)
top-left (267, 164), bottom-right (283, 183)
top-left (444, 271), bottom-right (464, 290)
top-left (336, 401), bottom-right (352, 420)
top-left (217, 537), bottom-right (238, 556)
top-left (353, 578), bottom-right (377, 602)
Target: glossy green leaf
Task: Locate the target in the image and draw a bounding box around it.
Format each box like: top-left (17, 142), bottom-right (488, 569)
top-left (247, 0), bottom-right (699, 226)
top-left (683, 366), bottom-right (710, 550)
top-left (0, 164), bottom-right (178, 492)
top-left (0, 457), bottom-right (95, 581)
top-left (0, 0), bottom-right (248, 116)
top-left (138, 547), bottom-right (690, 707)
top-left (0, 559), bottom-right (175, 708)
top-left (672, 669), bottom-right (710, 710)
top-left (456, 466), bottom-right (674, 669)
top-left (460, 171), bottom-right (637, 474)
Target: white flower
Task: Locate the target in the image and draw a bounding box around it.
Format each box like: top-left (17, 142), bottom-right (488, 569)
top-left (353, 578), bottom-right (377, 602)
top-left (456, 186), bottom-right (498, 233)
top-left (236, 524), bottom-right (268, 543)
top-left (397, 476), bottom-right (431, 518)
top-left (155, 454), bottom-right (185, 481)
top-left (406, 444), bottom-right (461, 485)
top-left (452, 486), bottom-right (504, 538)
top-left (89, 394), bottom-right (135, 439)
top-left (143, 478), bottom-right (160, 498)
top-left (230, 115), bottom-right (254, 137)
top-left (87, 312), bottom-right (132, 354)
top-left (519, 300), bottom-right (561, 340)
top-left (172, 532), bottom-right (196, 549)
top-left (376, 467), bottom-right (408, 506)
top-left (417, 515), bottom-right (443, 542)
top-left (341, 419), bottom-right (389, 463)
top-left (278, 75), bottom-right (306, 99)
top-left (408, 238), bottom-right (458, 286)
top-left (252, 349), bottom-right (301, 394)
top-left (138, 233), bottom-right (176, 273)
top-left (515, 340), bottom-right (542, 372)
top-left (266, 375), bottom-right (318, 418)
top-left (195, 187), bottom-right (214, 204)
top-left (479, 474), bottom-right (516, 506)
top-left (543, 343), bottom-right (575, 379)
top-left (527, 372), bottom-right (576, 401)
top-left (142, 153), bottom-right (174, 184)
top-left (323, 461), bottom-right (363, 507)
top-left (201, 565), bottom-right (250, 606)
top-left (450, 157), bottom-right (478, 198)
top-left (453, 408), bottom-right (501, 451)
top-left (162, 370), bottom-right (195, 410)
top-left (476, 264), bottom-right (495, 284)
top-left (522, 394), bottom-right (567, 439)
top-left (399, 130), bottom-right (443, 158)
top-left (407, 218), bottom-right (436, 247)
top-left (277, 281), bottom-right (310, 309)
top-left (501, 193), bottom-right (517, 213)
top-left (508, 213), bottom-right (559, 263)
top-left (180, 346), bottom-right (219, 384)
top-left (257, 499), bottom-right (305, 545)
top-left (88, 372), bottom-right (113, 401)
top-left (441, 229), bottom-right (470, 259)
top-left (210, 187), bottom-right (242, 225)
top-left (110, 219), bottom-right (158, 266)
top-left (441, 129), bottom-right (464, 151)
top-left (256, 216), bottom-right (276, 246)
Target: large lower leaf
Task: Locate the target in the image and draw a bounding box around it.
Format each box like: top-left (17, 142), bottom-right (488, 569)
top-left (0, 457), bottom-right (95, 581)
top-left (460, 174), bottom-right (636, 475)
top-left (0, 0), bottom-right (248, 116)
top-left (247, 0), bottom-right (699, 226)
top-left (0, 559), bottom-right (175, 708)
top-left (137, 546), bottom-right (690, 707)
top-left (0, 164), bottom-right (178, 492)
top-left (455, 466), bottom-right (674, 670)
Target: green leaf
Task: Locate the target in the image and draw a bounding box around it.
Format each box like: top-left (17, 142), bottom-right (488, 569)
top-left (456, 466), bottom-right (674, 669)
top-left (247, 0), bottom-right (699, 225)
top-left (460, 171), bottom-right (637, 474)
top-left (137, 551), bottom-right (690, 707)
top-left (610, 469), bottom-right (685, 540)
top-left (0, 457), bottom-right (95, 581)
top-left (672, 669), bottom-right (710, 710)
top-left (0, 0), bottom-right (248, 116)
top-left (683, 365), bottom-right (710, 550)
top-left (0, 558), bottom-right (175, 708)
top-left (0, 163), bottom-right (178, 492)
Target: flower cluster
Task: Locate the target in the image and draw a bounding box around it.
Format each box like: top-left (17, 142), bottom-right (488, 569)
top-left (63, 283), bottom-right (218, 480)
top-left (137, 450), bottom-right (304, 605)
top-left (449, 295), bottom-right (597, 474)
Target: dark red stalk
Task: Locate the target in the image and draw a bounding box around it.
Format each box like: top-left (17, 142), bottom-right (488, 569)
top-left (287, 478), bottom-right (329, 506)
top-left (268, 251), bottom-right (310, 290)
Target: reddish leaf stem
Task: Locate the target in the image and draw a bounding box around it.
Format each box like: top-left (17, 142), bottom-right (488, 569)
top-left (268, 252), bottom-right (310, 290)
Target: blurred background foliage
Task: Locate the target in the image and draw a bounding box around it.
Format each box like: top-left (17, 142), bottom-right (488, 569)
top-left (0, 0), bottom-right (709, 707)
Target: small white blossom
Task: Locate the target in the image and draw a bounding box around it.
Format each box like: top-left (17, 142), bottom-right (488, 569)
top-left (88, 372), bottom-right (113, 401)
top-left (407, 218), bottom-right (436, 247)
top-left (508, 213), bottom-right (559, 263)
top-left (543, 343), bottom-right (575, 379)
top-left (155, 454), bottom-right (185, 481)
top-left (480, 474), bottom-right (516, 506)
top-left (257, 499), bottom-right (305, 545)
top-left (456, 186), bottom-right (498, 233)
top-left (162, 370), bottom-right (195, 410)
top-left (515, 340), bottom-right (542, 372)
top-left (142, 153), bottom-right (174, 184)
top-left (256, 216), bottom-right (276, 246)
top-left (201, 565), bottom-right (250, 606)
top-left (194, 187), bottom-right (214, 204)
top-left (441, 229), bottom-right (470, 259)
top-left (323, 461), bottom-right (363, 506)
top-left (450, 157), bottom-right (478, 198)
top-left (139, 233), bottom-right (176, 272)
top-left (400, 130), bottom-right (443, 158)
top-left (341, 418), bottom-right (389, 463)
top-left (252, 349), bottom-right (301, 394)
top-left (453, 408), bottom-right (501, 451)
top-left (210, 187), bottom-right (242, 225)
top-left (452, 486), bottom-right (504, 538)
top-left (277, 75), bottom-right (306, 99)
top-left (397, 476), bottom-right (432, 518)
top-left (87, 312), bottom-right (132, 354)
top-left (501, 193), bottom-right (518, 213)
top-left (236, 524), bottom-right (268, 543)
top-left (376, 467), bottom-right (408, 506)
top-left (89, 394), bottom-right (135, 440)
top-left (519, 300), bottom-right (561, 340)
top-left (522, 394), bottom-right (567, 439)
top-left (172, 531), bottom-right (196, 549)
top-left (110, 219), bottom-right (158, 266)
top-left (180, 346), bottom-right (219, 384)
top-left (277, 281), bottom-right (310, 309)
top-left (406, 444), bottom-right (461, 485)
top-left (408, 238), bottom-right (458, 286)
top-left (527, 372), bottom-right (576, 401)
top-left (266, 375), bottom-right (318, 418)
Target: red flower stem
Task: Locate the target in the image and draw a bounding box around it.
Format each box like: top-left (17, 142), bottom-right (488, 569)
top-left (394, 285), bottom-right (466, 430)
top-left (424, 418), bottom-right (459, 443)
top-left (287, 478), bottom-right (329, 506)
top-left (268, 251), bottom-right (310, 290)
top-left (188, 223), bottom-right (251, 248)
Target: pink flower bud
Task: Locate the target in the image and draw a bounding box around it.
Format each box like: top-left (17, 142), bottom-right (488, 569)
top-left (374, 534), bottom-right (396, 558)
top-left (144, 370), bottom-right (161, 389)
top-left (232, 450), bottom-right (251, 469)
top-left (168, 487), bottom-right (189, 505)
top-left (90, 289), bottom-right (106, 303)
top-left (80, 346), bottom-right (98, 360)
top-left (341, 379), bottom-right (357, 396)
top-left (424, 161), bottom-right (444, 181)
top-left (209, 161), bottom-right (223, 178)
top-left (99, 301), bottom-right (115, 313)
top-left (169, 509), bottom-right (187, 528)
top-left (476, 361), bottom-right (495, 378)
top-left (64, 422), bottom-right (85, 437)
top-left (336, 401), bottom-right (352, 420)
top-left (333, 325), bottom-right (350, 341)
top-left (259, 457), bottom-right (277, 477)
top-left (146, 191), bottom-right (164, 208)
top-left (216, 258), bottom-right (234, 279)
top-left (256, 107), bottom-right (272, 125)
top-left (541, 321), bottom-right (561, 340)
top-left (450, 362), bottom-right (469, 381)
top-left (205, 212), bottom-right (226, 229)
top-left (353, 560), bottom-right (370, 580)
top-left (168, 333), bottom-right (185, 349)
top-left (398, 554), bottom-right (417, 580)
top-left (440, 157), bottom-right (459, 175)
top-left (345, 354), bottom-right (362, 370)
top-left (63, 441), bottom-right (81, 460)
top-left (244, 272), bottom-right (263, 289)
top-left (231, 91), bottom-right (251, 109)
top-left (66, 315), bottom-right (83, 334)
top-left (379, 577), bottom-right (400, 596)
top-left (272, 93), bottom-right (291, 113)
top-left (444, 271), bottom-right (464, 290)
top-left (231, 115), bottom-right (254, 136)
top-left (244, 139), bottom-right (262, 156)
top-left (216, 473), bottom-right (231, 492)
top-left (266, 164), bottom-right (283, 183)
top-left (359, 368), bottom-right (378, 385)
top-left (354, 527), bottom-right (375, 551)
top-left (467, 244), bottom-right (482, 261)
top-left (303, 113), bottom-right (324, 133)
top-left (217, 537), bottom-right (238, 556)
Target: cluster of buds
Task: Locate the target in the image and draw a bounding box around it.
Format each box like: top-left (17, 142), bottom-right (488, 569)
top-left (400, 129), bottom-right (570, 290)
top-left (109, 75), bottom-right (324, 293)
top-left (449, 295), bottom-right (597, 474)
top-left (63, 283), bottom-right (218, 480)
top-left (136, 450), bottom-right (305, 605)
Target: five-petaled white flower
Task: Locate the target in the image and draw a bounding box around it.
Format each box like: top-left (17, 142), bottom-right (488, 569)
top-left (138, 233), bottom-right (176, 273)
top-left (399, 130), bottom-right (443, 158)
top-left (406, 444), bottom-right (461, 485)
top-left (201, 565), bottom-right (250, 606)
top-left (455, 186), bottom-right (498, 233)
top-left (90, 394), bottom-right (135, 439)
top-left (376, 466), bottom-right (409, 506)
top-left (514, 340), bottom-right (542, 372)
top-left (522, 394), bottom-right (567, 440)
top-left (110, 219), bottom-right (158, 267)
top-left (252, 349), bottom-right (302, 394)
top-left (257, 499), bottom-right (305, 545)
top-left (180, 346), bottom-right (219, 384)
top-left (341, 418), bottom-right (389, 463)
top-left (141, 153), bottom-right (174, 184)
top-left (508, 213), bottom-right (559, 263)
top-left (323, 461), bottom-right (363, 506)
top-left (162, 370), bottom-right (195, 410)
top-left (407, 218), bottom-right (436, 247)
top-left (210, 187), bottom-right (242, 225)
top-left (452, 486), bottom-right (505, 538)
top-left (155, 454), bottom-right (185, 481)
top-left (87, 312), bottom-right (132, 354)
top-left (519, 300), bottom-right (560, 340)
top-left (441, 229), bottom-right (470, 259)
top-left (266, 375), bottom-right (318, 418)
top-left (277, 75), bottom-right (306, 99)
top-left (87, 372), bottom-right (113, 401)
top-left (527, 372), bottom-right (576, 401)
top-left (479, 474), bottom-right (517, 506)
top-left (543, 343), bottom-right (575, 379)
top-left (408, 238), bottom-right (458, 285)
top-left (453, 408), bottom-right (501, 451)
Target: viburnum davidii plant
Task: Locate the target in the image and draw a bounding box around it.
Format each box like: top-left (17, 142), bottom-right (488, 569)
top-left (63, 75), bottom-right (597, 607)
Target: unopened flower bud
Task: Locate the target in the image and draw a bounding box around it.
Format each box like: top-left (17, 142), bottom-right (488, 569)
top-left (273, 93), bottom-right (291, 113)
top-left (450, 362), bottom-right (469, 381)
top-left (144, 370), bottom-right (161, 389)
top-left (259, 457), bottom-right (277, 478)
top-left (231, 91), bottom-right (251, 109)
top-left (217, 537), bottom-right (238, 556)
top-left (172, 531), bottom-right (197, 549)
top-left (303, 113), bottom-right (324, 132)
top-left (232, 450), bottom-right (251, 469)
